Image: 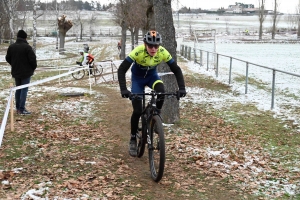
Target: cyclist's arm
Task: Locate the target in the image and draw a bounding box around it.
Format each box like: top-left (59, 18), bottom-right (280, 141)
top-left (167, 60), bottom-right (185, 90)
top-left (79, 56), bottom-right (84, 63)
top-left (118, 58), bottom-right (132, 90)
top-left (88, 54), bottom-right (94, 64)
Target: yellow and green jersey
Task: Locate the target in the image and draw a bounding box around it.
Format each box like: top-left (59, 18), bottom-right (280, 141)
top-left (126, 44), bottom-right (174, 77)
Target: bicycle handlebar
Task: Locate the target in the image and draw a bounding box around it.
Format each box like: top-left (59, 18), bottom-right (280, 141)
top-left (130, 91), bottom-right (180, 100)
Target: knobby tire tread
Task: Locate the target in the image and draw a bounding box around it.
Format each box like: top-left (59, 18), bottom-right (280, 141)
top-left (72, 69), bottom-right (85, 80)
top-left (148, 115), bottom-right (165, 182)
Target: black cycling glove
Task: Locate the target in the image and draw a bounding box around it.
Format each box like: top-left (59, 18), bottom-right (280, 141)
top-left (178, 89), bottom-right (186, 97)
top-left (176, 88), bottom-right (186, 100)
top-left (121, 89), bottom-right (131, 98)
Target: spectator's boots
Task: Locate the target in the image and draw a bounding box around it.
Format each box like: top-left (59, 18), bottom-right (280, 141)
top-left (19, 109), bottom-right (31, 115)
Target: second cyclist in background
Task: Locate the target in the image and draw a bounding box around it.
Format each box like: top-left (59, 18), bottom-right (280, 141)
top-left (76, 49), bottom-right (95, 75)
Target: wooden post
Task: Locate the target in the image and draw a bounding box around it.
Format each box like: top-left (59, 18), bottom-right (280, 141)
top-left (10, 83), bottom-right (14, 132)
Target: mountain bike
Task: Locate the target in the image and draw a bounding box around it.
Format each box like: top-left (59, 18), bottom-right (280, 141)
top-left (130, 90), bottom-right (180, 182)
top-left (71, 63), bottom-right (103, 80)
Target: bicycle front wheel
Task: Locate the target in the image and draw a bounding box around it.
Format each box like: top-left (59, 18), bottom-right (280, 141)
top-left (148, 115), bottom-right (165, 182)
top-left (72, 69), bottom-right (85, 80)
top-left (137, 116), bottom-right (147, 158)
top-left (93, 64), bottom-right (103, 77)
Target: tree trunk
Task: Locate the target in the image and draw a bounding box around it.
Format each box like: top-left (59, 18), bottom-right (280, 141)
top-left (33, 2), bottom-right (37, 54)
top-left (57, 15), bottom-right (73, 54)
top-left (134, 28), bottom-right (139, 44)
top-left (298, 18), bottom-right (300, 39)
top-left (258, 0), bottom-right (265, 40)
top-left (120, 20), bottom-right (127, 60)
top-left (271, 0), bottom-right (277, 40)
top-left (130, 30), bottom-right (134, 50)
top-left (9, 18), bottom-right (14, 44)
top-left (80, 22), bottom-right (83, 40)
top-left (259, 22), bottom-right (263, 40)
top-left (59, 30), bottom-right (66, 53)
top-left (146, 0), bottom-right (155, 29)
top-left (153, 0), bottom-right (180, 123)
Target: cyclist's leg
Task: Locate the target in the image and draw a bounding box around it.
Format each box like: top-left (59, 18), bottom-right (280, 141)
top-left (153, 82), bottom-right (165, 110)
top-left (131, 76), bottom-right (145, 137)
top-left (89, 62), bottom-right (93, 74)
top-left (149, 74), bottom-right (165, 111)
top-left (129, 75), bottom-right (146, 156)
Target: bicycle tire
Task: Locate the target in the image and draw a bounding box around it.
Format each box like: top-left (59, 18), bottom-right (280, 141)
top-left (137, 115), bottom-right (147, 158)
top-left (148, 115), bottom-right (165, 182)
top-left (72, 69), bottom-right (85, 80)
top-left (93, 64), bottom-right (103, 77)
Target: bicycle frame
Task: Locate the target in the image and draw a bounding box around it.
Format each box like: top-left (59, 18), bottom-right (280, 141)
top-left (131, 90), bottom-right (178, 182)
top-left (71, 63), bottom-right (103, 80)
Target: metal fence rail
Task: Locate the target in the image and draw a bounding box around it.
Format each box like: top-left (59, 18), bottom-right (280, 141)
top-left (180, 44), bottom-right (300, 109)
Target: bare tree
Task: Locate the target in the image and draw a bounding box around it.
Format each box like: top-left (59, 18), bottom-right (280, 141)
top-left (74, 11), bottom-right (96, 41)
top-left (285, 14), bottom-right (298, 32)
top-left (32, 0), bottom-right (44, 53)
top-left (258, 0), bottom-right (266, 40)
top-left (297, 0), bottom-right (300, 39)
top-left (271, 0), bottom-right (280, 39)
top-left (89, 12), bottom-right (97, 38)
top-left (153, 0), bottom-right (180, 123)
top-left (126, 0), bottom-right (148, 50)
top-left (57, 15), bottom-right (73, 54)
top-left (113, 0), bottom-right (130, 59)
top-left (47, 1), bottom-right (75, 49)
top-left (74, 11), bottom-right (84, 40)
top-left (0, 6), bottom-right (9, 43)
top-left (2, 0), bottom-right (19, 44)
top-left (224, 16), bottom-right (230, 34)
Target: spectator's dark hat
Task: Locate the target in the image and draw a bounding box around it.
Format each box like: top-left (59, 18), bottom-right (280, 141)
top-left (17, 30), bottom-right (27, 39)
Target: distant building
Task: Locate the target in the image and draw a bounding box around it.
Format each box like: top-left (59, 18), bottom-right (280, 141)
top-left (227, 2), bottom-right (255, 14)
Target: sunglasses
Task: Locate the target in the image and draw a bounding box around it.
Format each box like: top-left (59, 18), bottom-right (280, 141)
top-left (146, 44), bottom-right (159, 49)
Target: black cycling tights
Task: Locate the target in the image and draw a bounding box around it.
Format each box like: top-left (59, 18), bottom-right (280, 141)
top-left (130, 83), bottom-right (165, 136)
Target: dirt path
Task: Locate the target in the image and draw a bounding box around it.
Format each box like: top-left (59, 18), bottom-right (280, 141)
top-left (95, 85), bottom-right (184, 199)
top-left (94, 84), bottom-right (248, 200)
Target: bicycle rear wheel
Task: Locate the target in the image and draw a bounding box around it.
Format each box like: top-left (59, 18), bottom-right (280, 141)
top-left (93, 64), bottom-right (103, 77)
top-left (137, 116), bottom-right (147, 158)
top-left (148, 115), bottom-right (165, 182)
top-left (72, 69), bottom-right (85, 80)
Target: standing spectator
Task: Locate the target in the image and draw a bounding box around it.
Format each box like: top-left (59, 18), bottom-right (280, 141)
top-left (5, 30), bottom-right (37, 115)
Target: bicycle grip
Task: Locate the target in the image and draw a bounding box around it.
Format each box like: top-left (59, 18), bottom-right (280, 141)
top-left (176, 91), bottom-right (180, 100)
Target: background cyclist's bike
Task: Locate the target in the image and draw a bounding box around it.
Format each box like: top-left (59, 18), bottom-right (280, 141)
top-left (130, 90), bottom-right (180, 182)
top-left (71, 63), bottom-right (103, 80)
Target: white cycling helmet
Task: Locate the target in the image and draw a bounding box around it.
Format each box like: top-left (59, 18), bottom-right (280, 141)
top-left (78, 49), bottom-right (84, 53)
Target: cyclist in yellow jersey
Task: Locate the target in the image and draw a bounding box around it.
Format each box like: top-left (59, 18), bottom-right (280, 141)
top-left (118, 30), bottom-right (186, 157)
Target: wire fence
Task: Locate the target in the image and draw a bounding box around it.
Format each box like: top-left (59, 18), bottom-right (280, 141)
top-left (180, 44), bottom-right (300, 109)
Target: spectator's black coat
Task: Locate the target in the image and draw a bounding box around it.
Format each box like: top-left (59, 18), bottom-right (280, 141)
top-left (6, 38), bottom-right (37, 79)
